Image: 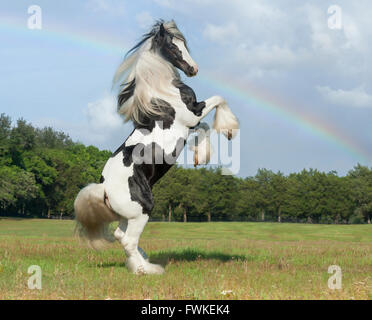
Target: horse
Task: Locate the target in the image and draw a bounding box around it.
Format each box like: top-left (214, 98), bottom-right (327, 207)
top-left (74, 20), bottom-right (239, 275)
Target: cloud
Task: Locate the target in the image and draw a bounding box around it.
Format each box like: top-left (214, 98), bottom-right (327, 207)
top-left (192, 2), bottom-right (372, 81)
top-left (151, 1), bottom-right (372, 72)
top-left (136, 11), bottom-right (155, 30)
top-left (87, 0), bottom-right (125, 16)
top-left (153, 0), bottom-right (173, 8)
top-left (342, 16), bottom-right (363, 50)
top-left (235, 44), bottom-right (302, 74)
top-left (317, 85), bottom-right (372, 108)
top-left (85, 94), bottom-right (122, 130)
top-left (154, 0), bottom-right (214, 9)
top-left (34, 94), bottom-right (132, 151)
top-left (203, 22), bottom-right (239, 44)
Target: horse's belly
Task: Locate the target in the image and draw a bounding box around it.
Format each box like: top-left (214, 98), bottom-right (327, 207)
top-left (100, 154), bottom-right (144, 218)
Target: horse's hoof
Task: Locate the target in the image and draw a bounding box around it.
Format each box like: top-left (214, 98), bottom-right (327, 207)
top-left (146, 263), bottom-right (165, 275)
top-left (132, 263), bottom-right (164, 275)
top-left (227, 129), bottom-right (232, 140)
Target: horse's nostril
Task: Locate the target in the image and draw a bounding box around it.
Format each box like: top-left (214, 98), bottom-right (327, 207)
top-left (186, 65), bottom-right (198, 76)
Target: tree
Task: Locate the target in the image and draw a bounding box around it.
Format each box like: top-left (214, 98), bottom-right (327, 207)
top-left (153, 166), bottom-right (183, 221)
top-left (0, 114), bottom-right (111, 217)
top-left (271, 172), bottom-right (288, 222)
top-left (192, 168), bottom-right (217, 222)
top-left (235, 177), bottom-right (259, 221)
top-left (0, 166), bottom-right (38, 214)
top-left (254, 169), bottom-right (275, 221)
top-left (348, 164), bottom-right (372, 224)
top-left (1, 112), bottom-right (370, 224)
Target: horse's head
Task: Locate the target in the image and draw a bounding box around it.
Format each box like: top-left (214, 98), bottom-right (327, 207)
top-left (153, 21), bottom-right (198, 77)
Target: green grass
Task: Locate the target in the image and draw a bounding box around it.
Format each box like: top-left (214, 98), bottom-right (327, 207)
top-left (0, 218), bottom-right (371, 300)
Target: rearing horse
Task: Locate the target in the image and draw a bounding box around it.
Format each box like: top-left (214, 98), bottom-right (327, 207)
top-left (74, 20), bottom-right (239, 274)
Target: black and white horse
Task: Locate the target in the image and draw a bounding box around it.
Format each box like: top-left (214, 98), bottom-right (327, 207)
top-left (74, 20), bottom-right (239, 275)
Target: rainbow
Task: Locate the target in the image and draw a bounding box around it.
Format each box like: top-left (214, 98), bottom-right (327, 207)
top-left (0, 15), bottom-right (125, 56)
top-left (197, 75), bottom-right (371, 162)
top-left (1, 15), bottom-right (370, 162)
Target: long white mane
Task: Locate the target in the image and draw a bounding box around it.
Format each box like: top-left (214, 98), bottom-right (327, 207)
top-left (113, 21), bottom-right (184, 124)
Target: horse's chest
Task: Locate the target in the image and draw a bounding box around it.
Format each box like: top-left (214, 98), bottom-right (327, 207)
top-left (127, 124), bottom-right (186, 154)
top-left (172, 80), bottom-right (205, 125)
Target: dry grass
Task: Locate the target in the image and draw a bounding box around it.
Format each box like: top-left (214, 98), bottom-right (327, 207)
top-left (0, 218), bottom-right (371, 300)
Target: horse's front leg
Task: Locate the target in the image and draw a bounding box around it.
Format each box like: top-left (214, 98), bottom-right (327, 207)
top-left (189, 96), bottom-right (239, 167)
top-left (199, 96), bottom-right (239, 140)
top-left (114, 218), bottom-right (149, 262)
top-left (198, 95), bottom-right (225, 118)
top-left (120, 214), bottom-right (164, 275)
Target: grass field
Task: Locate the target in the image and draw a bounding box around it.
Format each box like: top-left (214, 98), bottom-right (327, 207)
top-left (0, 218), bottom-right (371, 300)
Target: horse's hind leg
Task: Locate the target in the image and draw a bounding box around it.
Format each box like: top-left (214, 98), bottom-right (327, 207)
top-left (120, 214), bottom-right (164, 274)
top-left (114, 218), bottom-right (149, 262)
top-left (114, 218), bottom-right (127, 242)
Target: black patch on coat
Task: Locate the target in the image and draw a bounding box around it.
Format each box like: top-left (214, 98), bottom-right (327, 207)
top-left (110, 137), bottom-right (186, 214)
top-left (128, 166), bottom-right (154, 214)
top-left (136, 138), bottom-right (185, 187)
top-left (118, 78), bottom-right (136, 110)
top-left (126, 20), bottom-right (168, 57)
top-left (124, 20), bottom-right (189, 74)
top-left (122, 145), bottom-right (136, 167)
top-left (135, 98), bottom-right (175, 133)
top-left (159, 36), bottom-right (194, 76)
top-left (151, 23), bottom-right (195, 76)
top-left (172, 79), bottom-right (206, 116)
top-left (99, 175), bottom-right (105, 183)
top-left (111, 143), bottom-right (136, 167)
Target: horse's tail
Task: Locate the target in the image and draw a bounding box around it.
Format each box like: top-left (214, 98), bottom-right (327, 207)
top-left (74, 183), bottom-right (119, 249)
top-left (213, 100), bottom-right (240, 140)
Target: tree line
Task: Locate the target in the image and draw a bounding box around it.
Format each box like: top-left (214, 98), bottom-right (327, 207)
top-left (152, 165), bottom-right (371, 224)
top-left (0, 113), bottom-right (371, 224)
top-left (0, 114), bottom-right (110, 219)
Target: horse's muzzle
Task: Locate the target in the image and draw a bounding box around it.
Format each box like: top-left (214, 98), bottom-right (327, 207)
top-left (192, 66), bottom-right (198, 76)
top-left (185, 65), bottom-right (198, 77)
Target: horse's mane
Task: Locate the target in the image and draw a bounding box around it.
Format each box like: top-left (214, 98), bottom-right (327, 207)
top-left (113, 20), bottom-right (186, 125)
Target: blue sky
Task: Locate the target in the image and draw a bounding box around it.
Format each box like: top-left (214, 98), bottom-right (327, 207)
top-left (1, 0), bottom-right (371, 177)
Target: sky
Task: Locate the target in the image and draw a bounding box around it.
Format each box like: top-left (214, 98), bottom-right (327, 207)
top-left (1, 0), bottom-right (371, 177)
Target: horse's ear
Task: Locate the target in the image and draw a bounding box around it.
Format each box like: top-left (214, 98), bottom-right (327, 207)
top-left (159, 23), bottom-right (165, 37)
top-left (153, 23), bottom-right (166, 48)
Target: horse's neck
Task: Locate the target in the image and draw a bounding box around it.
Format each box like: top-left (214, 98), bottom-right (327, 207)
top-left (133, 52), bottom-right (193, 134)
top-left (135, 52), bottom-right (179, 97)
